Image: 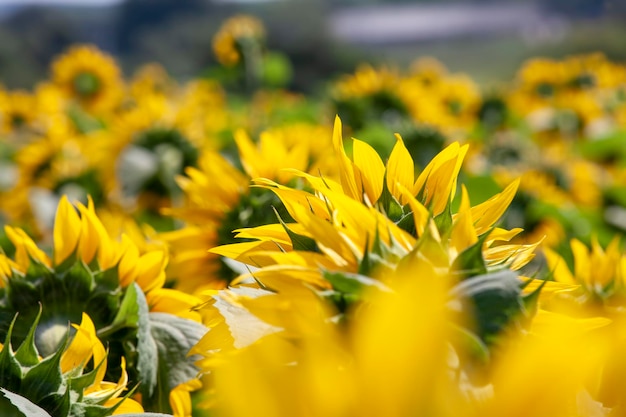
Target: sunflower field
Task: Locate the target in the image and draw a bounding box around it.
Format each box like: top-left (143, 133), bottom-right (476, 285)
top-left (0, 13), bottom-right (626, 417)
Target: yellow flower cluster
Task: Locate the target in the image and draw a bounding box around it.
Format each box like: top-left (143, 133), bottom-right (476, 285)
top-left (0, 23), bottom-right (624, 416)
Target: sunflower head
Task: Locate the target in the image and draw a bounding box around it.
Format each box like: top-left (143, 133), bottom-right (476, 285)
top-left (212, 15), bottom-right (266, 67)
top-left (51, 45), bottom-right (123, 113)
top-left (0, 90), bottom-right (37, 135)
top-left (0, 309), bottom-right (142, 416)
top-left (0, 196), bottom-right (206, 414)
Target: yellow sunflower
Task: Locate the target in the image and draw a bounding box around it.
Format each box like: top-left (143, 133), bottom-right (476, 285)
top-left (212, 15), bottom-right (266, 67)
top-left (90, 79), bottom-right (227, 213)
top-left (0, 90), bottom-right (38, 136)
top-left (0, 311), bottom-right (143, 415)
top-left (210, 117), bottom-right (539, 286)
top-left (51, 44), bottom-right (124, 113)
top-left (0, 196), bottom-right (206, 416)
top-left (162, 122), bottom-right (336, 292)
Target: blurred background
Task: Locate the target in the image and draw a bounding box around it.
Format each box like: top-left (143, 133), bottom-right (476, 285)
top-left (0, 0), bottom-right (624, 92)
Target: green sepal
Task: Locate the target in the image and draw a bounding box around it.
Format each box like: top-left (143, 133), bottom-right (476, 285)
top-left (396, 211), bottom-right (416, 236)
top-left (404, 220), bottom-right (449, 269)
top-left (69, 356), bottom-right (106, 395)
top-left (63, 262), bottom-right (96, 310)
top-left (99, 281), bottom-right (142, 338)
top-left (358, 233), bottom-right (393, 277)
top-left (21, 328), bottom-right (69, 403)
top-left (38, 385), bottom-right (71, 417)
top-left (14, 305), bottom-right (42, 367)
top-left (25, 256), bottom-right (54, 282)
top-left (0, 315), bottom-right (23, 392)
top-left (323, 270), bottom-right (390, 299)
top-left (450, 230), bottom-right (492, 279)
top-left (272, 207), bottom-right (318, 252)
top-left (434, 199), bottom-right (453, 237)
top-left (377, 178), bottom-right (404, 222)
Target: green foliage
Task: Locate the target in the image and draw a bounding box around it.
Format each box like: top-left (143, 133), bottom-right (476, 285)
top-left (0, 311), bottom-right (121, 416)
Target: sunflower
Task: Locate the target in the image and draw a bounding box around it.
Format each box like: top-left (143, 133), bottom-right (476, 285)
top-left (162, 122), bottom-right (336, 292)
top-left (51, 44), bottom-right (124, 113)
top-left (210, 117), bottom-right (539, 279)
top-left (0, 311), bottom-right (143, 416)
top-left (212, 15), bottom-right (266, 67)
top-left (0, 196), bottom-right (206, 415)
top-left (89, 78), bottom-right (229, 218)
top-left (0, 90), bottom-right (38, 136)
top-left (0, 118), bottom-right (108, 238)
top-left (194, 258), bottom-right (616, 417)
top-left (543, 237), bottom-right (626, 315)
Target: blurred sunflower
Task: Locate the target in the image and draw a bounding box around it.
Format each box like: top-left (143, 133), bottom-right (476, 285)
top-left (92, 80), bottom-right (227, 214)
top-left (0, 119), bottom-right (107, 238)
top-left (162, 122), bottom-right (336, 292)
top-left (0, 196), bottom-right (206, 415)
top-left (0, 90), bottom-right (38, 136)
top-left (543, 236), bottom-right (626, 315)
top-left (51, 44), bottom-right (124, 114)
top-left (212, 14), bottom-right (266, 68)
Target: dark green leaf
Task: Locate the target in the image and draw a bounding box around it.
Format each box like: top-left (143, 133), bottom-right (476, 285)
top-left (449, 270), bottom-right (525, 345)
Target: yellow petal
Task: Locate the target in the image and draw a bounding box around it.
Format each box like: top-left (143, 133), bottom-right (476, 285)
top-left (110, 398), bottom-right (144, 414)
top-left (61, 313), bottom-right (96, 374)
top-left (386, 134), bottom-right (414, 205)
top-left (332, 116), bottom-right (360, 201)
top-left (134, 250), bottom-right (167, 293)
top-left (571, 238), bottom-right (591, 288)
top-left (450, 185), bottom-right (478, 254)
top-left (543, 247), bottom-right (576, 285)
top-left (53, 196), bottom-right (81, 265)
top-left (469, 179), bottom-right (520, 236)
top-left (352, 138), bottom-right (385, 204)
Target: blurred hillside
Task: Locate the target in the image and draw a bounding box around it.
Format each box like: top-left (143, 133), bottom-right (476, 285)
top-left (0, 0), bottom-right (624, 90)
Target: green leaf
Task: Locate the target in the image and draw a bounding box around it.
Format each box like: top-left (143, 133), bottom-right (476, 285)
top-left (272, 207), bottom-right (318, 252)
top-left (0, 388), bottom-right (52, 417)
top-left (133, 284), bottom-right (158, 399)
top-left (449, 270), bottom-right (525, 345)
top-left (14, 305), bottom-right (42, 366)
top-left (142, 312), bottom-right (207, 413)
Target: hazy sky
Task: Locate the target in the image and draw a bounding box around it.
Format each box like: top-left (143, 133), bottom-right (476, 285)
top-left (0, 0), bottom-right (123, 5)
